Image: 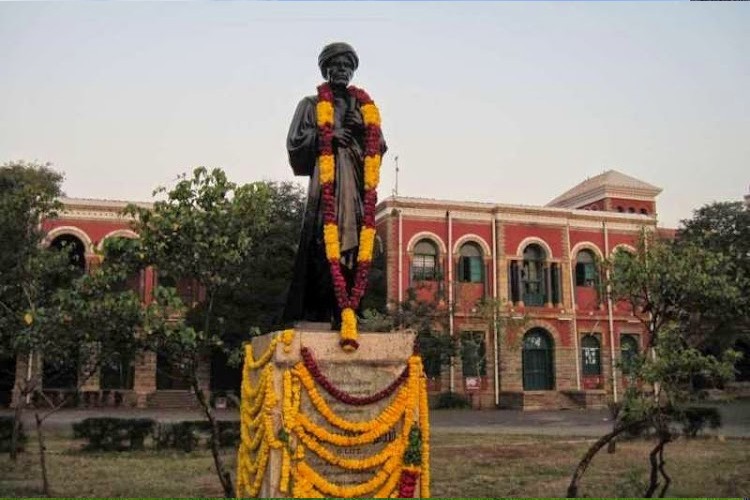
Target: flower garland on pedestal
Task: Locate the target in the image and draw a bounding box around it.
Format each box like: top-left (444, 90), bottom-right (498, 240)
top-left (316, 83), bottom-right (382, 352)
top-left (236, 332), bottom-right (431, 498)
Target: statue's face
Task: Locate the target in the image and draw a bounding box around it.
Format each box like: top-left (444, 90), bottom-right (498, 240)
top-left (325, 54), bottom-right (355, 88)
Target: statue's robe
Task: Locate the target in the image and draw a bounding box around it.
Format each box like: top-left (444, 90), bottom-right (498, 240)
top-left (283, 90), bottom-right (386, 324)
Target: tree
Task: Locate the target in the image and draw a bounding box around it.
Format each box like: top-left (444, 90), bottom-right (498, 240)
top-left (567, 234), bottom-right (742, 498)
top-left (0, 161), bottom-right (68, 460)
top-left (211, 181), bottom-right (305, 339)
top-left (24, 246), bottom-right (166, 495)
top-left (609, 235), bottom-right (742, 349)
top-left (677, 201), bottom-right (750, 353)
top-left (125, 167), bottom-right (272, 498)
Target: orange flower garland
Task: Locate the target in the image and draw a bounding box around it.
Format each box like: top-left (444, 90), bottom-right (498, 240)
top-left (316, 83), bottom-right (383, 352)
top-left (237, 333), bottom-right (431, 499)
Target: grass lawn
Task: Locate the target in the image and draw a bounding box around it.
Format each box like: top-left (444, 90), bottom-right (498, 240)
top-left (1, 429), bottom-right (748, 497)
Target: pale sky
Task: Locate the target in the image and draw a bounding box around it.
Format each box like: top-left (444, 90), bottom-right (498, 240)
top-left (1, 2), bottom-right (748, 228)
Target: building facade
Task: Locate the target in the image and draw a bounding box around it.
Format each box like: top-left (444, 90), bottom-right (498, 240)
top-left (1, 169), bottom-right (668, 410)
top-left (374, 170), bottom-right (665, 409)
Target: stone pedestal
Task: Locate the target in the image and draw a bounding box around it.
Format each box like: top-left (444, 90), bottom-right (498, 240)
top-left (237, 327), bottom-right (430, 499)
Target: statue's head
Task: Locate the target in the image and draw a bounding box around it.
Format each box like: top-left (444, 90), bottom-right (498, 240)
top-left (318, 42), bottom-right (358, 88)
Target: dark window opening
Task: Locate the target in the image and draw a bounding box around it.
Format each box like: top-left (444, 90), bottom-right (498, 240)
top-left (100, 353), bottom-right (135, 390)
top-left (412, 240), bottom-right (438, 281)
top-left (575, 249), bottom-right (597, 287)
top-left (522, 244), bottom-right (546, 306)
top-left (620, 335), bottom-right (639, 375)
top-left (581, 335), bottom-right (601, 376)
top-left (458, 242), bottom-right (483, 283)
top-left (50, 234), bottom-right (86, 272)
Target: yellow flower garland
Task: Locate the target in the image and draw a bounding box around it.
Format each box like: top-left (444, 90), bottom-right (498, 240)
top-left (237, 332), bottom-right (431, 499)
top-left (419, 375), bottom-right (431, 498)
top-left (292, 362), bottom-right (411, 432)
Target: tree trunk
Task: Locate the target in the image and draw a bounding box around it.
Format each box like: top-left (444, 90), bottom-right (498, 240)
top-left (657, 437), bottom-right (671, 498)
top-left (192, 374), bottom-right (234, 498)
top-left (644, 438), bottom-right (666, 498)
top-left (34, 411), bottom-right (50, 496)
top-left (567, 419), bottom-right (644, 498)
top-left (9, 394), bottom-right (26, 461)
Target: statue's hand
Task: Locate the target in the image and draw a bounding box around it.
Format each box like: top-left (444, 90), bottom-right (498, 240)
top-left (333, 127), bottom-right (352, 147)
top-left (344, 110), bottom-right (363, 132)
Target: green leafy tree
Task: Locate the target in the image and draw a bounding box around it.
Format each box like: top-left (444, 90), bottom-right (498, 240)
top-left (125, 167), bottom-right (272, 498)
top-left (609, 235), bottom-right (742, 349)
top-left (25, 249), bottom-right (167, 496)
top-left (567, 234), bottom-right (742, 498)
top-left (677, 201), bottom-right (750, 354)
top-left (0, 161), bottom-right (69, 461)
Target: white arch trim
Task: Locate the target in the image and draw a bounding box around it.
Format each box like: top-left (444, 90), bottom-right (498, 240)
top-left (570, 241), bottom-right (604, 261)
top-left (406, 231), bottom-right (447, 254)
top-left (97, 229), bottom-right (140, 251)
top-left (44, 226), bottom-right (95, 254)
top-left (610, 243), bottom-right (637, 256)
top-left (452, 233), bottom-right (491, 257)
top-left (514, 237), bottom-right (554, 260)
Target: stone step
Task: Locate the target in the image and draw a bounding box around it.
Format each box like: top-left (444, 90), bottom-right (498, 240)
top-left (146, 390), bottom-right (200, 409)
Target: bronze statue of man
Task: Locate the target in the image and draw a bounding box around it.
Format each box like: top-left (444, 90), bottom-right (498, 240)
top-left (283, 42), bottom-right (387, 327)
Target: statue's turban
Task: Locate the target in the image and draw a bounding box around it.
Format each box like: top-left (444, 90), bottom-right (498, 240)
top-left (318, 42), bottom-right (359, 78)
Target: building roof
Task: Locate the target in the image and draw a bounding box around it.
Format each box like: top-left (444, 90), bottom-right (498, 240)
top-left (547, 169), bottom-right (662, 208)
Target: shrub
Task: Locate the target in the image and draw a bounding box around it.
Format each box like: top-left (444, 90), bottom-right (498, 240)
top-left (433, 391), bottom-right (471, 409)
top-left (0, 416), bottom-right (26, 453)
top-left (681, 406), bottom-right (722, 437)
top-left (155, 420), bottom-right (241, 451)
top-left (72, 417), bottom-right (155, 451)
top-left (154, 421), bottom-right (204, 452)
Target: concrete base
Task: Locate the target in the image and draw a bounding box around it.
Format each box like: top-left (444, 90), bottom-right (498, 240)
top-left (244, 327), bottom-right (426, 498)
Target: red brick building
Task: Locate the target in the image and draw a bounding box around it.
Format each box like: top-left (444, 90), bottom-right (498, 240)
top-left (375, 170), bottom-right (665, 409)
top-left (1, 169), bottom-right (667, 410)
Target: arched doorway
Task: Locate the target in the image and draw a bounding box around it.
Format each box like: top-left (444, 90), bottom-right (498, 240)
top-left (522, 328), bottom-right (555, 390)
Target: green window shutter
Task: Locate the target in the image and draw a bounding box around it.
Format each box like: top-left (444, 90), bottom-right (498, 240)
top-left (469, 257), bottom-right (482, 283)
top-left (584, 264), bottom-right (596, 283)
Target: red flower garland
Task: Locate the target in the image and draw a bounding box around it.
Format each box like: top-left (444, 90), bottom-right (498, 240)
top-left (300, 347), bottom-right (409, 406)
top-left (397, 468), bottom-right (420, 498)
top-left (317, 82), bottom-right (382, 351)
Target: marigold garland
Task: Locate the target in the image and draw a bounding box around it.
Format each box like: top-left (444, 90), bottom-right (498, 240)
top-left (293, 362), bottom-right (412, 432)
top-left (301, 346), bottom-right (409, 406)
top-left (316, 82), bottom-right (382, 352)
top-left (237, 330), bottom-right (431, 498)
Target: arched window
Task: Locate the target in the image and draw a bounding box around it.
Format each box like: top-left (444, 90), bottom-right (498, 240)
top-left (640, 208), bottom-right (649, 215)
top-left (522, 328), bottom-right (554, 390)
top-left (627, 207), bottom-right (636, 213)
top-left (412, 240), bottom-right (438, 281)
top-left (581, 335), bottom-right (601, 376)
top-left (458, 242), bottom-right (483, 283)
top-left (620, 335), bottom-right (639, 375)
top-left (50, 234), bottom-right (86, 272)
top-left (616, 206), bottom-right (624, 213)
top-left (575, 249), bottom-right (597, 287)
top-left (522, 244), bottom-right (546, 306)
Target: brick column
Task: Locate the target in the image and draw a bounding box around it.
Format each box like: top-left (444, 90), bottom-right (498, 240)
top-left (133, 350), bottom-right (156, 408)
